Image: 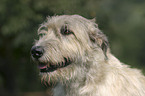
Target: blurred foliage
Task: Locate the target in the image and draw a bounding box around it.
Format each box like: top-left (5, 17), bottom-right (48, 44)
top-left (0, 0), bottom-right (145, 95)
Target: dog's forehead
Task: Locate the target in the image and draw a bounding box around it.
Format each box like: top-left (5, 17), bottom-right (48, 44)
top-left (46, 15), bottom-right (91, 28)
top-left (38, 15), bottom-right (97, 38)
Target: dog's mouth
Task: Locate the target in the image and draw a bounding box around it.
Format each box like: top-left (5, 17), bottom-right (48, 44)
top-left (38, 57), bottom-right (72, 73)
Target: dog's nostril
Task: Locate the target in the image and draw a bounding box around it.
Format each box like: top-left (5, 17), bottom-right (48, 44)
top-left (31, 46), bottom-right (44, 59)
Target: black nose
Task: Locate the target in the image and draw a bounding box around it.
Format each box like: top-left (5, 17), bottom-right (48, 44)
top-left (31, 46), bottom-right (44, 59)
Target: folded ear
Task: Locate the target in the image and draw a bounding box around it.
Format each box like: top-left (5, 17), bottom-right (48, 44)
top-left (89, 26), bottom-right (109, 59)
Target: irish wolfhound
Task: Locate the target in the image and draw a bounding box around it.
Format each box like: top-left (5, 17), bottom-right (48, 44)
top-left (31, 15), bottom-right (145, 96)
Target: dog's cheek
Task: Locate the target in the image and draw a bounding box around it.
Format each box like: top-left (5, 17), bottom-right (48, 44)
top-left (62, 40), bottom-right (83, 57)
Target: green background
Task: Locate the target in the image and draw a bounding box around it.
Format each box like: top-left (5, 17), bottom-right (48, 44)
top-left (0, 0), bottom-right (145, 95)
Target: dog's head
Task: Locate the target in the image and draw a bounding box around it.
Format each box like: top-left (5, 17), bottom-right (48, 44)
top-left (31, 15), bottom-right (109, 83)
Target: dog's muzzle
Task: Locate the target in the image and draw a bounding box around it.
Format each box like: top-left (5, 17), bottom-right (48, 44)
top-left (31, 46), bottom-right (72, 73)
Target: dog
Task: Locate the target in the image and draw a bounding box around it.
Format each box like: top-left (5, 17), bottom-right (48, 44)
top-left (31, 15), bottom-right (145, 96)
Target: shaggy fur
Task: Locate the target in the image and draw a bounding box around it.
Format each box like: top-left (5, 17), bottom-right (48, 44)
top-left (31, 15), bottom-right (145, 96)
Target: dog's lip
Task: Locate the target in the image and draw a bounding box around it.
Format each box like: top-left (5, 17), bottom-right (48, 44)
top-left (39, 57), bottom-right (72, 73)
top-left (38, 63), bottom-right (57, 72)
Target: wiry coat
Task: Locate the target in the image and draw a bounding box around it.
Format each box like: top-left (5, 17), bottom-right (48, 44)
top-left (32, 15), bottom-right (145, 96)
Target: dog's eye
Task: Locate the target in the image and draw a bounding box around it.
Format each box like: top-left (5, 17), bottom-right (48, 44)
top-left (61, 26), bottom-right (73, 35)
top-left (39, 33), bottom-right (46, 37)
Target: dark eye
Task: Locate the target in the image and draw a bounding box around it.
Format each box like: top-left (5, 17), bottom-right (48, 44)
top-left (60, 26), bottom-right (73, 35)
top-left (39, 33), bottom-right (46, 38)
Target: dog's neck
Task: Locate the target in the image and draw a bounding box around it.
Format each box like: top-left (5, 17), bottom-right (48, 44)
top-left (53, 78), bottom-right (87, 96)
top-left (53, 59), bottom-right (107, 96)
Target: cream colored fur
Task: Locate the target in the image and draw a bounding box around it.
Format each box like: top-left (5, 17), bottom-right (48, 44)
top-left (32, 15), bottom-right (145, 96)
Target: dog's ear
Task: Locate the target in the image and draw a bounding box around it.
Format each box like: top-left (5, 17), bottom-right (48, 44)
top-left (89, 26), bottom-right (109, 59)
